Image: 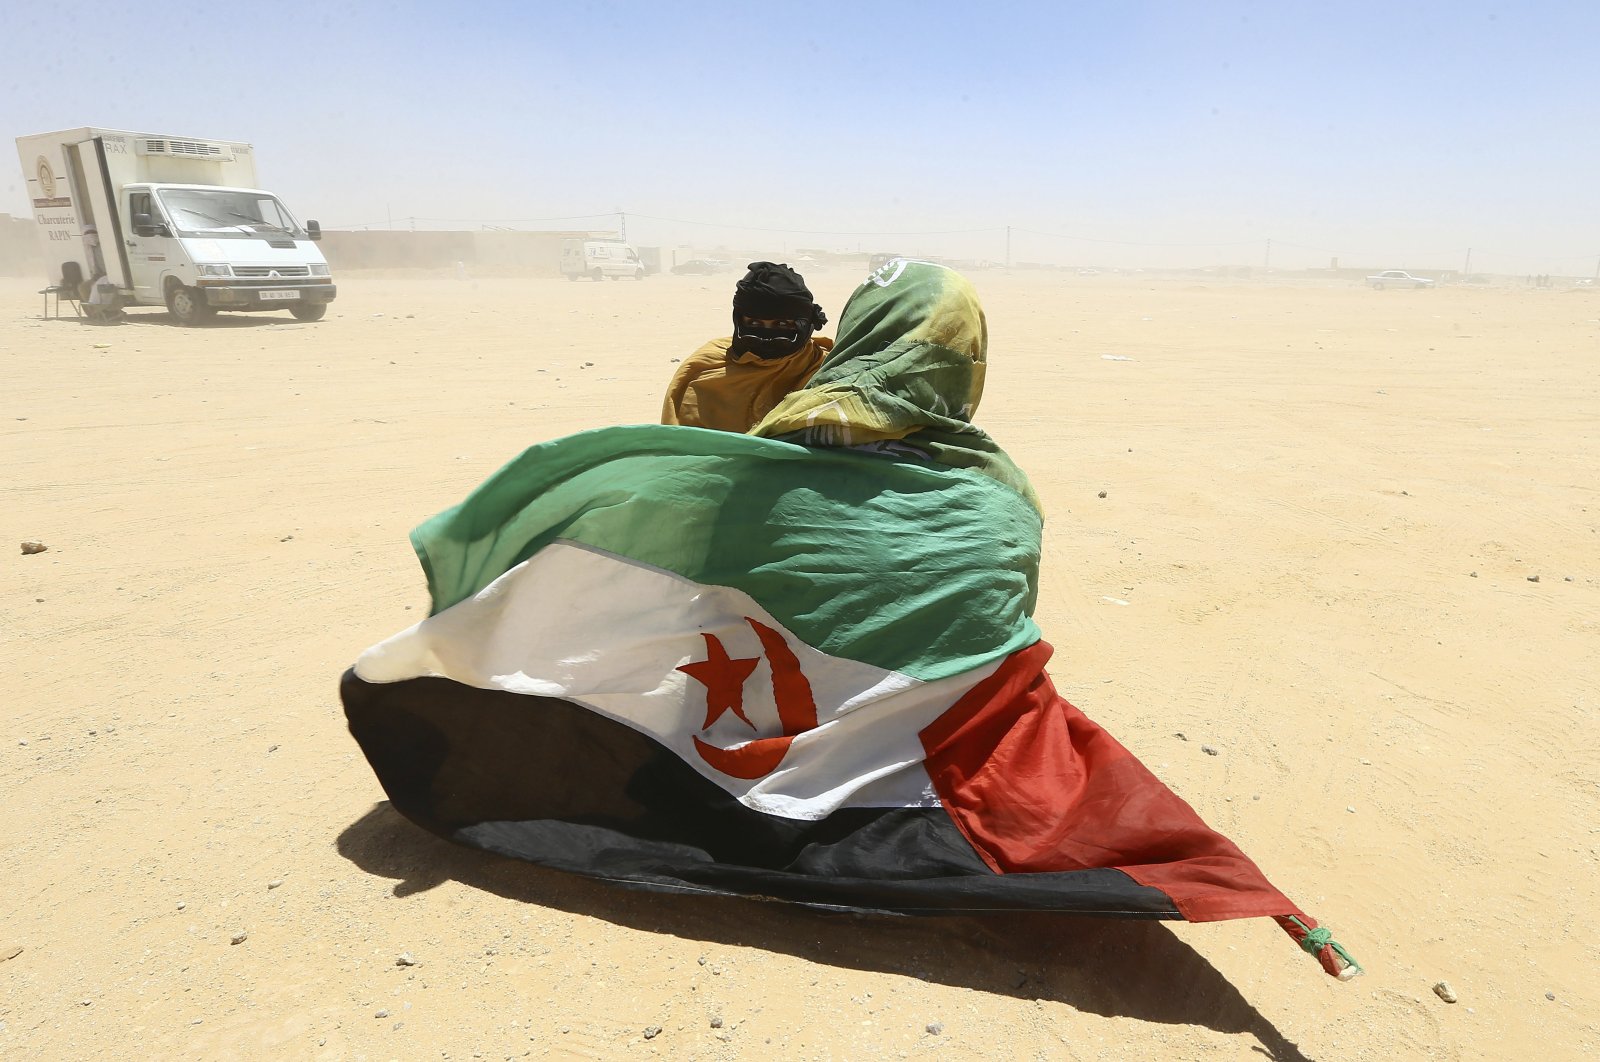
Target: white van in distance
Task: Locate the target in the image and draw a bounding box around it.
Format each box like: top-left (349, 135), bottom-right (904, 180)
top-left (561, 239), bottom-right (646, 281)
top-left (16, 127), bottom-right (336, 324)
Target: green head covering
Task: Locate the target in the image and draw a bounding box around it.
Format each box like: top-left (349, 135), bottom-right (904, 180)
top-left (751, 259), bottom-right (1038, 511)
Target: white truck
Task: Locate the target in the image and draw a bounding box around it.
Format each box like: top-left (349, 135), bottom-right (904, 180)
top-left (560, 238), bottom-right (646, 281)
top-left (16, 127), bottom-right (335, 323)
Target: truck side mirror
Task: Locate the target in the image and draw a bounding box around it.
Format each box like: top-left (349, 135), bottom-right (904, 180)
top-left (306, 220), bottom-right (321, 242)
top-left (133, 212), bottom-right (169, 238)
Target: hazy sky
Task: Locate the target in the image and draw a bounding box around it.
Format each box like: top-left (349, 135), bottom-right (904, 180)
top-left (3, 1), bottom-right (1596, 272)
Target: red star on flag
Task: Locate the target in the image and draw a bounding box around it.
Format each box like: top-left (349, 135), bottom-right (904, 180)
top-left (677, 633), bottom-right (760, 731)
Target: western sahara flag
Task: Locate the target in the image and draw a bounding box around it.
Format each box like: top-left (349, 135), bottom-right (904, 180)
top-left (343, 425), bottom-right (1355, 973)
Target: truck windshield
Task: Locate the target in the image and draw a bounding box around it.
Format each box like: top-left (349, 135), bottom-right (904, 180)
top-left (156, 188), bottom-right (305, 239)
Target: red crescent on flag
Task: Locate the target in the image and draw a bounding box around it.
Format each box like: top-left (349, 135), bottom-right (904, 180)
top-left (691, 617), bottom-right (819, 779)
top-left (745, 617), bottom-right (817, 735)
top-left (691, 734), bottom-right (793, 779)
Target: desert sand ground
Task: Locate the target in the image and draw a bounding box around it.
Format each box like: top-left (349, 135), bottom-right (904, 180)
top-left (2, 269), bottom-right (1596, 1061)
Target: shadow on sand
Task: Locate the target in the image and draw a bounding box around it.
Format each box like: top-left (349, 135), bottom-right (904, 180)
top-left (338, 802), bottom-right (1312, 1060)
top-left (39, 309), bottom-right (305, 328)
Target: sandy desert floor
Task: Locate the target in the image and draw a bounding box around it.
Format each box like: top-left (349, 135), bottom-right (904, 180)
top-left (2, 269), bottom-right (1596, 1061)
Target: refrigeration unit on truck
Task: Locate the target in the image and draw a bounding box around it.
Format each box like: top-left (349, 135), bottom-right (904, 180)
top-left (16, 127), bottom-right (336, 324)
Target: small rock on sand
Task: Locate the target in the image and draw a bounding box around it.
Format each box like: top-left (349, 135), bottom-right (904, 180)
top-left (21, 541), bottom-right (47, 555)
top-left (230, 931), bottom-right (248, 945)
top-left (1433, 981), bottom-right (1458, 1003)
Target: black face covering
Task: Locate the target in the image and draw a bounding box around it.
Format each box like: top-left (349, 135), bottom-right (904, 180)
top-left (730, 314), bottom-right (817, 359)
top-left (728, 261), bottom-right (826, 360)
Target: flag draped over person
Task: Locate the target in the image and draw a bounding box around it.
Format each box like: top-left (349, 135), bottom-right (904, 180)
top-left (342, 260), bottom-right (1359, 978)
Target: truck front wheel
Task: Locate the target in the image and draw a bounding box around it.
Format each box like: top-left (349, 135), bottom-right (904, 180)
top-left (289, 303), bottom-right (327, 322)
top-left (166, 283), bottom-right (215, 325)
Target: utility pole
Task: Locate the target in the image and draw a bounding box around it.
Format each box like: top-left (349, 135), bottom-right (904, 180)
top-left (1005, 225), bottom-right (1011, 270)
top-left (1463, 247), bottom-right (1472, 277)
top-left (618, 208), bottom-right (626, 241)
top-left (1264, 237), bottom-right (1272, 271)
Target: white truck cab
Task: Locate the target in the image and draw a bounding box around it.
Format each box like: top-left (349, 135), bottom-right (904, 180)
top-left (561, 238), bottom-right (646, 281)
top-left (16, 127), bottom-right (336, 324)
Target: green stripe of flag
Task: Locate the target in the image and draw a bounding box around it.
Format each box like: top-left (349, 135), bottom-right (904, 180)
top-left (409, 425), bottom-right (1042, 681)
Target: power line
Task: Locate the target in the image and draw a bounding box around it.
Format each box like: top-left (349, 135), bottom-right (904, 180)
top-left (325, 212), bottom-right (617, 229)
top-left (1469, 247), bottom-right (1600, 262)
top-left (627, 212), bottom-right (1000, 237)
top-left (1271, 239), bottom-right (1465, 258)
top-left (1268, 239), bottom-right (1600, 265)
top-left (325, 211), bottom-right (999, 238)
top-left (1012, 227), bottom-right (1261, 248)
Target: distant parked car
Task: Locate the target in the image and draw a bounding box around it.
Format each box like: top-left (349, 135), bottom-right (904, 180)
top-left (671, 259), bottom-right (730, 275)
top-left (1367, 270), bottom-right (1435, 290)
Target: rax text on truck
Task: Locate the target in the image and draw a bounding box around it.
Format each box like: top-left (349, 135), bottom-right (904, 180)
top-left (17, 127), bottom-right (336, 324)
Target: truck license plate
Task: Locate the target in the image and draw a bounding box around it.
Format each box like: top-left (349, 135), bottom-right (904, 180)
top-left (259, 289), bottom-right (301, 301)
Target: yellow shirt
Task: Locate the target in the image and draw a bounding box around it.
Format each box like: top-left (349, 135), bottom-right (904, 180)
top-left (660, 336), bottom-right (833, 433)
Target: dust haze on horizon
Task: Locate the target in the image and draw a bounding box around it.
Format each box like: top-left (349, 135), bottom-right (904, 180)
top-left (3, 1), bottom-right (1596, 275)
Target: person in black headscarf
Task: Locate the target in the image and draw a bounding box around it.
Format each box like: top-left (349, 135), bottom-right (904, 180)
top-left (660, 262), bottom-right (831, 432)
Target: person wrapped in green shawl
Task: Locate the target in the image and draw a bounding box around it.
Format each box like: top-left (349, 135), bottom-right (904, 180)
top-left (752, 258), bottom-right (1039, 511)
top-left (341, 257), bottom-right (1358, 978)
